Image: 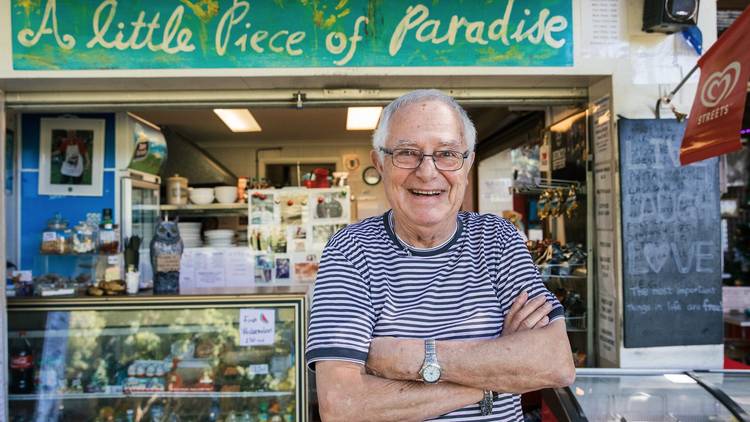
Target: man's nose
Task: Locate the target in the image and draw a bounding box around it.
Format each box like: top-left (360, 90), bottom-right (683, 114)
top-left (414, 154), bottom-right (439, 178)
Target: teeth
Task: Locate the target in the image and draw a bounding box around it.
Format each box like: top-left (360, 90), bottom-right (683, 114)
top-left (411, 189), bottom-right (441, 195)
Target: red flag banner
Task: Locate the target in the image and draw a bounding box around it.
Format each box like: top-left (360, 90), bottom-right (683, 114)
top-left (680, 7), bottom-right (750, 166)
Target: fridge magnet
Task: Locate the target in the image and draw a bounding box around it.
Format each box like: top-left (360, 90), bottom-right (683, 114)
top-left (275, 256), bottom-right (291, 281)
top-left (250, 192), bottom-right (276, 224)
top-left (38, 117), bottom-right (105, 196)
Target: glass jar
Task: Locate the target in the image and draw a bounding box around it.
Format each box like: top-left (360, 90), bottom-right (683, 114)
top-left (72, 221), bottom-right (96, 254)
top-left (98, 208), bottom-right (119, 254)
top-left (40, 214), bottom-right (72, 254)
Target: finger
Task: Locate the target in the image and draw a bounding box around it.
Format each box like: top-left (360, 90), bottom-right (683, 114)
top-left (509, 295), bottom-right (547, 332)
top-left (505, 291), bottom-right (529, 332)
top-left (533, 315), bottom-right (550, 329)
top-left (521, 302), bottom-right (553, 330)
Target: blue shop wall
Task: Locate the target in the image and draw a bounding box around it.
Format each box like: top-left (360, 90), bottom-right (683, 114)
top-left (20, 113), bottom-right (116, 271)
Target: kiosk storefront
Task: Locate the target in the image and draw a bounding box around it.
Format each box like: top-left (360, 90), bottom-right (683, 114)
top-left (0, 0), bottom-right (726, 420)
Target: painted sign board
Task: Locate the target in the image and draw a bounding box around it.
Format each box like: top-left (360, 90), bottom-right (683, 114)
top-left (11, 0), bottom-right (574, 70)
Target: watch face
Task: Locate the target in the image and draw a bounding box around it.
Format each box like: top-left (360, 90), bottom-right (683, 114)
top-left (422, 364), bottom-right (441, 382)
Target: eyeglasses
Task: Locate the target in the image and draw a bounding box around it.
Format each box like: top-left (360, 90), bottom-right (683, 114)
top-left (379, 147), bottom-right (469, 171)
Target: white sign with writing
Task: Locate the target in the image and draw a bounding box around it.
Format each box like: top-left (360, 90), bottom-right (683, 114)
top-left (239, 309), bottom-right (276, 347)
top-left (597, 230), bottom-right (616, 298)
top-left (593, 95), bottom-right (612, 164)
top-left (597, 294), bottom-right (618, 364)
top-left (594, 164), bottom-right (614, 230)
top-left (180, 247), bottom-right (254, 291)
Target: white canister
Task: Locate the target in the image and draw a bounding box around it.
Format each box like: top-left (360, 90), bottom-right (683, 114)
top-left (126, 269), bottom-right (140, 295)
top-left (167, 174), bottom-right (189, 205)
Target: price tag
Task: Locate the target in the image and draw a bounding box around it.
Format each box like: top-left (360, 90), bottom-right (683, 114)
top-left (42, 232), bottom-right (57, 242)
top-left (247, 364), bottom-right (269, 376)
top-left (156, 254), bottom-right (181, 272)
top-left (239, 309), bottom-right (275, 346)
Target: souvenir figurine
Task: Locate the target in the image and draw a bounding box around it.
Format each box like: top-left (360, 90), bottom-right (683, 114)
top-left (150, 218), bottom-right (183, 294)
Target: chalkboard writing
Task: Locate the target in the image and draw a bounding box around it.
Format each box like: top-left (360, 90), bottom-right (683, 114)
top-left (619, 119), bottom-right (722, 348)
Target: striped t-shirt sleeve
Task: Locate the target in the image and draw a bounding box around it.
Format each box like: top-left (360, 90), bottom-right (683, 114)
top-left (496, 221), bottom-right (565, 323)
top-left (305, 245), bottom-right (376, 370)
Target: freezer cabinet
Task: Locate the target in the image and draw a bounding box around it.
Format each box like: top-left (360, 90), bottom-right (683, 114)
top-left (542, 369), bottom-right (750, 422)
top-left (7, 288), bottom-right (309, 422)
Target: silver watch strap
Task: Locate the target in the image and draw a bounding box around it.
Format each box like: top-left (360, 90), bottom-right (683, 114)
top-left (425, 338), bottom-right (437, 362)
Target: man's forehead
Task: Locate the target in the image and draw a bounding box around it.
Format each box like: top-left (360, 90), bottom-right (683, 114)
top-left (392, 138), bottom-right (463, 149)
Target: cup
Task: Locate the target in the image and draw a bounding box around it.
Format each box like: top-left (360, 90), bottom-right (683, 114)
top-left (126, 271), bottom-right (140, 295)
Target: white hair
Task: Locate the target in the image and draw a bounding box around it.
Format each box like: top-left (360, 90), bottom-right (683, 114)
top-left (372, 89), bottom-right (476, 161)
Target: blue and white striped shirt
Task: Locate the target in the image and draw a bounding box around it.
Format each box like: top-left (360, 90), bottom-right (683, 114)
top-left (306, 211), bottom-right (564, 421)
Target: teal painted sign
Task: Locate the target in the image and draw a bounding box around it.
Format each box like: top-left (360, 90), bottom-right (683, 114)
top-left (11, 0), bottom-right (574, 70)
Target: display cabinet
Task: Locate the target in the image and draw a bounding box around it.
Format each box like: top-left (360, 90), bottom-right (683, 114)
top-left (542, 369), bottom-right (750, 422)
top-left (7, 287), bottom-right (309, 422)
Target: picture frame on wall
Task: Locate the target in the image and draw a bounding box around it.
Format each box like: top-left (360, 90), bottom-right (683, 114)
top-left (38, 118), bottom-right (105, 196)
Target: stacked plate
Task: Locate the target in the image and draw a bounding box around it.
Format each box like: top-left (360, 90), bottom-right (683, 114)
top-left (205, 229), bottom-right (235, 247)
top-left (178, 222), bottom-right (203, 248)
top-left (236, 229), bottom-right (248, 247)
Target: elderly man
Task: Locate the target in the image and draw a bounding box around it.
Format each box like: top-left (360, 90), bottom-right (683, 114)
top-left (306, 89), bottom-right (574, 421)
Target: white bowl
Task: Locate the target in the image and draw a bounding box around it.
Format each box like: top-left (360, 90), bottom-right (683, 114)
top-left (189, 188), bottom-right (214, 205)
top-left (214, 186), bottom-right (237, 204)
top-left (204, 229), bottom-right (235, 238)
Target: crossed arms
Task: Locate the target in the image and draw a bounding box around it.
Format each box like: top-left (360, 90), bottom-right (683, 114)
top-left (315, 292), bottom-right (576, 422)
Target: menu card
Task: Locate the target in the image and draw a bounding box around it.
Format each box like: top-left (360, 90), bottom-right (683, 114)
top-left (179, 248), bottom-right (254, 290)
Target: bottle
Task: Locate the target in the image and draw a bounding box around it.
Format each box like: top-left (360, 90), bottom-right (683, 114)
top-left (98, 208), bottom-right (119, 254)
top-left (10, 332), bottom-right (34, 394)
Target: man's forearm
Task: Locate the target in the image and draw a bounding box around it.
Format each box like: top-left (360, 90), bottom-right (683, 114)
top-left (316, 361), bottom-right (483, 422)
top-left (366, 320), bottom-right (575, 394)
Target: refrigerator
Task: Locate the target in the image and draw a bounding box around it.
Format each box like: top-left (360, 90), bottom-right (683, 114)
top-left (120, 170), bottom-right (160, 289)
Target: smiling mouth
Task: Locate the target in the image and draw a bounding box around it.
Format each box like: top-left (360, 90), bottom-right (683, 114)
top-left (409, 189), bottom-right (444, 197)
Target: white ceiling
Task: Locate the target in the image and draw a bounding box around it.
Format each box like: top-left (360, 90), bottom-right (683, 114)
top-left (132, 106), bottom-right (517, 145)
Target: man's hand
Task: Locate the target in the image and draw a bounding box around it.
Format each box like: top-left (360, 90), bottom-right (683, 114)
top-left (503, 291), bottom-right (553, 335)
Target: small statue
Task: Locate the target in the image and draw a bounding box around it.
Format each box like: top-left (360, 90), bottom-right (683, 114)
top-left (150, 218), bottom-right (183, 294)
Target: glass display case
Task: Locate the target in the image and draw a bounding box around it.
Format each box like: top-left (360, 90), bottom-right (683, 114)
top-left (7, 287), bottom-right (309, 422)
top-left (542, 369), bottom-right (750, 422)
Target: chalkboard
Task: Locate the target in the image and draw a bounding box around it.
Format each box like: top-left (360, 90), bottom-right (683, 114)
top-left (619, 119), bottom-right (722, 348)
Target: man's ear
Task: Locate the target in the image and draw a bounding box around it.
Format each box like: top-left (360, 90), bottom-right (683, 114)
top-left (464, 152), bottom-right (475, 172)
top-left (370, 149), bottom-right (385, 174)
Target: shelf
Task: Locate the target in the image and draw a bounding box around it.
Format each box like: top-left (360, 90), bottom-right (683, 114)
top-left (160, 204), bottom-right (247, 211)
top-left (9, 390), bottom-right (294, 401)
top-left (541, 274), bottom-right (588, 280)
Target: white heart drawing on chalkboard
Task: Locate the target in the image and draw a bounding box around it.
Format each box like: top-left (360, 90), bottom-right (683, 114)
top-left (643, 242), bottom-right (670, 273)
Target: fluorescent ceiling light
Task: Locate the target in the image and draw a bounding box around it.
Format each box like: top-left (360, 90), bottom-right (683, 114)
top-left (214, 109), bottom-right (262, 132)
top-left (347, 107), bottom-right (382, 130)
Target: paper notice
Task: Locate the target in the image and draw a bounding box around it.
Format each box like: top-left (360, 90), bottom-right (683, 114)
top-left (239, 309), bottom-right (276, 346)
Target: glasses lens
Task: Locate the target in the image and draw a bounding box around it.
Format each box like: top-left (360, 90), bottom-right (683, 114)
top-left (392, 149), bottom-right (422, 168)
top-left (434, 151), bottom-right (463, 170)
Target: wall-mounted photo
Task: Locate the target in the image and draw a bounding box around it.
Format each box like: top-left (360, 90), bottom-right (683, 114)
top-left (38, 118), bottom-right (105, 196)
top-left (250, 192), bottom-right (276, 225)
top-left (280, 194), bottom-right (308, 226)
top-left (275, 256), bottom-right (291, 282)
top-left (311, 189), bottom-right (350, 222)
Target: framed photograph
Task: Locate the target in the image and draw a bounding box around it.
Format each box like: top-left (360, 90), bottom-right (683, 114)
top-left (38, 118), bottom-right (105, 196)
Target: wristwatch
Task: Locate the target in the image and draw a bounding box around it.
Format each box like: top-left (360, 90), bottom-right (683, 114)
top-left (418, 339), bottom-right (442, 384)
